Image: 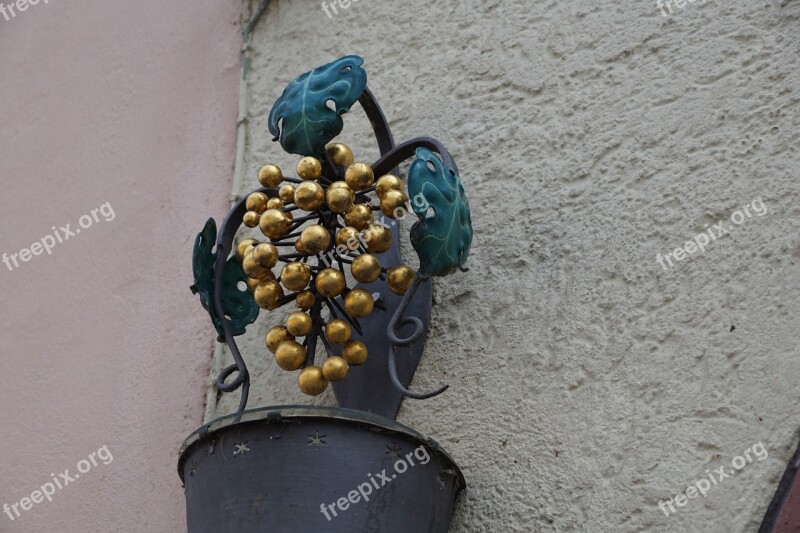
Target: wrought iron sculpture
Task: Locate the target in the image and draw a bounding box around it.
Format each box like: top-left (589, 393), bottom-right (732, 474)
top-left (191, 55), bottom-right (472, 420)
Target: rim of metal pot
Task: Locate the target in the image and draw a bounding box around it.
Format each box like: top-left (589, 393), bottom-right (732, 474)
top-left (178, 405), bottom-right (466, 489)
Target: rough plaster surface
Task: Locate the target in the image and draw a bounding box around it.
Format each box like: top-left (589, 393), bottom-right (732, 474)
top-left (0, 1), bottom-right (241, 531)
top-left (211, 0), bottom-right (800, 531)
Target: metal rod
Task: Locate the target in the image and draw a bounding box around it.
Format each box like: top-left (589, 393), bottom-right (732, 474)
top-left (326, 296), bottom-right (363, 336)
top-left (370, 136), bottom-right (458, 178)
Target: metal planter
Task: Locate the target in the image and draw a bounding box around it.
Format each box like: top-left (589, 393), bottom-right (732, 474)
top-left (178, 406), bottom-right (465, 533)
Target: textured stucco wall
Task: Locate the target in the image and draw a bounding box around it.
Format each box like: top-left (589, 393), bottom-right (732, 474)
top-left (0, 1), bottom-right (241, 531)
top-left (211, 0), bottom-right (800, 531)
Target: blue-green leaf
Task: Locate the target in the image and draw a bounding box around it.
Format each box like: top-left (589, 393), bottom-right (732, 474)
top-left (268, 55), bottom-right (367, 157)
top-left (191, 218), bottom-right (259, 341)
top-left (407, 148), bottom-right (473, 277)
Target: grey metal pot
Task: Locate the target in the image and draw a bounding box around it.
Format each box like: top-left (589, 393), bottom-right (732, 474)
top-left (178, 406), bottom-right (465, 533)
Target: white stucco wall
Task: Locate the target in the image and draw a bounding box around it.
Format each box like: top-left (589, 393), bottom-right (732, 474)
top-left (209, 0), bottom-right (800, 531)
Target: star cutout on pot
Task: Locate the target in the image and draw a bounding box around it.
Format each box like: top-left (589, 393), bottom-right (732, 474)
top-left (386, 443), bottom-right (402, 458)
top-left (308, 431), bottom-right (327, 449)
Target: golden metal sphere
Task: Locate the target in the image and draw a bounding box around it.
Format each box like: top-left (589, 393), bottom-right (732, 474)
top-left (296, 290), bottom-right (316, 310)
top-left (279, 184), bottom-right (295, 202)
top-left (266, 326), bottom-right (294, 353)
top-left (243, 210), bottom-right (261, 228)
top-left (325, 319), bottom-right (351, 344)
top-left (294, 181), bottom-right (325, 211)
top-left (236, 238), bottom-right (260, 261)
top-left (336, 226), bottom-right (361, 250)
top-left (315, 268), bottom-right (347, 298)
top-left (366, 225), bottom-right (392, 254)
top-left (344, 163), bottom-right (375, 191)
top-left (243, 253), bottom-right (272, 280)
top-left (380, 190), bottom-right (409, 218)
top-left (247, 273), bottom-right (276, 293)
top-left (387, 265), bottom-right (416, 295)
top-left (326, 143), bottom-right (355, 168)
top-left (275, 340), bottom-right (306, 371)
top-left (322, 356), bottom-right (349, 382)
top-left (294, 238), bottom-right (310, 256)
top-left (298, 366), bottom-right (328, 396)
top-left (259, 209), bottom-right (292, 239)
top-left (351, 253), bottom-right (381, 283)
top-left (286, 311), bottom-right (313, 337)
top-left (343, 340), bottom-right (368, 366)
top-left (246, 192), bottom-right (270, 214)
top-left (375, 175), bottom-right (403, 199)
top-left (252, 243), bottom-right (279, 268)
top-left (258, 164), bottom-right (283, 188)
top-left (326, 183), bottom-right (355, 213)
top-left (281, 262), bottom-right (312, 292)
top-left (344, 289), bottom-right (374, 318)
top-left (254, 280), bottom-right (285, 310)
top-left (296, 157), bottom-right (323, 181)
top-left (266, 197), bottom-right (284, 210)
top-left (246, 276), bottom-right (261, 293)
top-left (299, 225), bottom-right (331, 255)
top-left (344, 203), bottom-right (374, 230)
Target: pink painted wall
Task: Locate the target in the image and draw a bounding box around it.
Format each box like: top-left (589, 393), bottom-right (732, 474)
top-left (0, 1), bottom-right (241, 530)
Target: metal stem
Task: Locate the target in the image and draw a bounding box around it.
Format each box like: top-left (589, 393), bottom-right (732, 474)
top-left (386, 276), bottom-right (448, 400)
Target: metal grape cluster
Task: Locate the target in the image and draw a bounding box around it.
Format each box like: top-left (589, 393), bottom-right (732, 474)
top-left (191, 56), bottom-right (472, 407)
top-left (237, 145), bottom-right (418, 396)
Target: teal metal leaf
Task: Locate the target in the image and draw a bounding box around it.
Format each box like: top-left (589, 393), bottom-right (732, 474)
top-left (267, 55), bottom-right (367, 157)
top-left (191, 218), bottom-right (259, 341)
top-left (407, 148), bottom-right (473, 277)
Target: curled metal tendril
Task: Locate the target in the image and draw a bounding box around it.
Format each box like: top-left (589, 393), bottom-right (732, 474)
top-left (212, 228), bottom-right (253, 423)
top-left (386, 276), bottom-right (449, 400)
